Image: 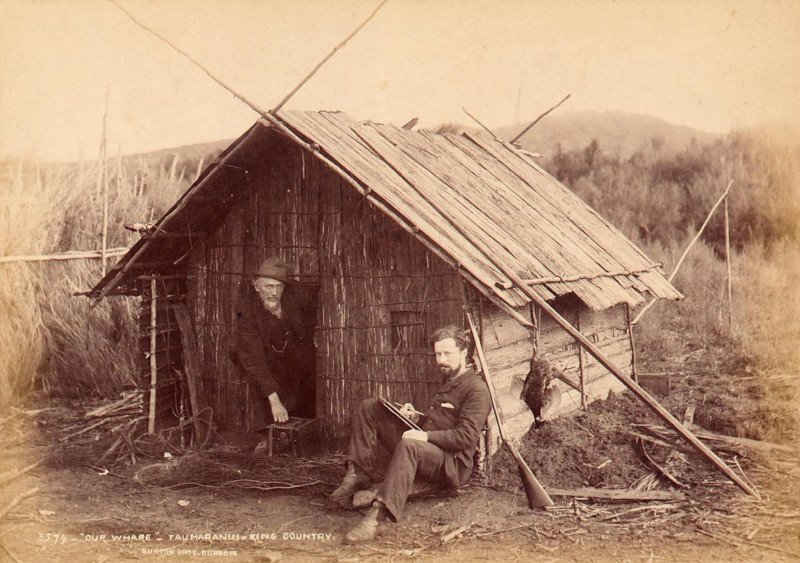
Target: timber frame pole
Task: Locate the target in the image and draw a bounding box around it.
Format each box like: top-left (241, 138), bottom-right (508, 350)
top-left (633, 180), bottom-right (734, 325)
top-left (350, 131), bottom-right (758, 497)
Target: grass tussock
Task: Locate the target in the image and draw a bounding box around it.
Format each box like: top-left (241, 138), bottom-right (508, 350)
top-left (635, 237), bottom-right (800, 443)
top-left (0, 153), bottom-right (204, 407)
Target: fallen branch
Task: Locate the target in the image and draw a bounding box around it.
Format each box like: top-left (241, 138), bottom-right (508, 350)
top-left (163, 479), bottom-right (324, 491)
top-left (0, 462), bottom-right (41, 487)
top-left (441, 521), bottom-right (475, 543)
top-left (0, 487), bottom-right (40, 520)
top-left (85, 391), bottom-right (141, 419)
top-left (59, 417), bottom-right (123, 442)
top-left (0, 412), bottom-right (20, 428)
top-left (546, 487), bottom-right (685, 501)
top-left (10, 407), bottom-right (56, 417)
top-left (0, 542), bottom-right (20, 563)
top-left (637, 423), bottom-right (797, 454)
top-left (597, 502), bottom-right (682, 522)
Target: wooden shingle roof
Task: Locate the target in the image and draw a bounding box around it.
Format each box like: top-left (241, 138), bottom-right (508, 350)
top-left (91, 110), bottom-right (682, 310)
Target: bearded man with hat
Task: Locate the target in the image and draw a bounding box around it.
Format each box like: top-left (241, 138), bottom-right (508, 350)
top-left (232, 257), bottom-right (318, 433)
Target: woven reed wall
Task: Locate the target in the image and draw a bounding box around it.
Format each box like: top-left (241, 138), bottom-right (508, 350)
top-left (185, 139), bottom-right (465, 437)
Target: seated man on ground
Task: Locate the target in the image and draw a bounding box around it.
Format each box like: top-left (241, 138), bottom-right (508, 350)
top-left (331, 325), bottom-right (492, 542)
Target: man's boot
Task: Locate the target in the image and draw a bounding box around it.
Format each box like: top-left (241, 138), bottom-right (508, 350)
top-left (330, 462), bottom-right (370, 508)
top-left (345, 501), bottom-right (387, 543)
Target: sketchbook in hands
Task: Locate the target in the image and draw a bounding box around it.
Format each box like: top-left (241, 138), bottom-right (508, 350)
top-left (378, 397), bottom-right (423, 431)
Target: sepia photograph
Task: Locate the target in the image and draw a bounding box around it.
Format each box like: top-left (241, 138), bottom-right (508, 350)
top-left (1, 0), bottom-right (798, 560)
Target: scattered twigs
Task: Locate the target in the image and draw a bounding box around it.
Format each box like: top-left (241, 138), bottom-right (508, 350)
top-left (630, 472), bottom-right (661, 492)
top-left (696, 528), bottom-right (800, 558)
top-left (59, 418), bottom-right (120, 443)
top-left (476, 521), bottom-right (539, 538)
top-left (636, 437), bottom-right (688, 489)
top-left (0, 487), bottom-right (39, 520)
top-left (597, 502), bottom-right (682, 522)
top-left (0, 462), bottom-right (42, 487)
top-left (60, 394), bottom-right (144, 444)
top-left (85, 391), bottom-right (142, 419)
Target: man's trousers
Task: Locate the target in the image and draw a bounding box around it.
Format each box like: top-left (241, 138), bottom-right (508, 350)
top-left (346, 398), bottom-right (471, 521)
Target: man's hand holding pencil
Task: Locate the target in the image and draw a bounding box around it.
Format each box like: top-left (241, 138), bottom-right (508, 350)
top-left (396, 402), bottom-right (422, 424)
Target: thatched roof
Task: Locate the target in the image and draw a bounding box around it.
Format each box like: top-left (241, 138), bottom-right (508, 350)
top-left (91, 110), bottom-right (681, 310)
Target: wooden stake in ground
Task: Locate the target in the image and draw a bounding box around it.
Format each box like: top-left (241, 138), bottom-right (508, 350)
top-left (148, 278), bottom-right (157, 434)
top-left (633, 179), bottom-right (734, 325)
top-left (724, 194), bottom-right (733, 326)
top-left (576, 308), bottom-right (587, 409)
top-left (100, 85), bottom-right (110, 276)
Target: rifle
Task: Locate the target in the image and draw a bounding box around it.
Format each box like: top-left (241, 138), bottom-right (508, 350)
top-left (467, 312), bottom-right (554, 508)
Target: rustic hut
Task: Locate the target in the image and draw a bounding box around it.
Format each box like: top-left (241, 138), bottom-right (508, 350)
top-left (90, 110), bottom-right (682, 447)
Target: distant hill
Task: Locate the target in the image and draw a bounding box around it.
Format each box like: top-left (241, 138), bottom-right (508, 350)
top-left (122, 139), bottom-right (233, 172)
top-left (103, 111), bottom-right (718, 176)
top-left (493, 111), bottom-right (718, 159)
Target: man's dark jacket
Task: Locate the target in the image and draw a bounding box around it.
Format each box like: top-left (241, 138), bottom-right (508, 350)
top-left (231, 283), bottom-right (318, 420)
top-left (420, 367), bottom-right (492, 469)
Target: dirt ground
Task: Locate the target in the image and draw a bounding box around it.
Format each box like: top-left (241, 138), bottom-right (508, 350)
top-left (2, 331), bottom-right (799, 562)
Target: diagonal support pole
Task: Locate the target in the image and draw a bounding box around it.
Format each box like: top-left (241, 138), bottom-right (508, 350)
top-left (633, 180), bottom-right (734, 325)
top-left (351, 131), bottom-right (757, 497)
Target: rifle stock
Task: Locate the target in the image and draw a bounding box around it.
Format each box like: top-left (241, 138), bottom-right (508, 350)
top-left (467, 313), bottom-right (553, 508)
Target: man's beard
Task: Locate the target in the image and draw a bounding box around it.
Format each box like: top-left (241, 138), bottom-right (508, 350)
top-left (260, 297), bottom-right (282, 316)
top-left (438, 364), bottom-right (459, 378)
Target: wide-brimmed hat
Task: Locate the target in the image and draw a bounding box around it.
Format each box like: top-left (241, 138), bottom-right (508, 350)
top-left (254, 257), bottom-right (289, 283)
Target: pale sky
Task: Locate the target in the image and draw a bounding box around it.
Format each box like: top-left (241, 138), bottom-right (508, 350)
top-left (1, 0), bottom-right (798, 162)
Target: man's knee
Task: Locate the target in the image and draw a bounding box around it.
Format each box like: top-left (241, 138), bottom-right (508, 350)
top-left (359, 397), bottom-right (381, 413)
top-left (395, 438), bottom-right (425, 456)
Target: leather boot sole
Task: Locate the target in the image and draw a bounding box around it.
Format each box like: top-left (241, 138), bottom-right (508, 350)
top-left (329, 473), bottom-right (371, 508)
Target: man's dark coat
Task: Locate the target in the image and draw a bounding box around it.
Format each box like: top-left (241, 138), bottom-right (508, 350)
top-left (232, 283), bottom-right (318, 425)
